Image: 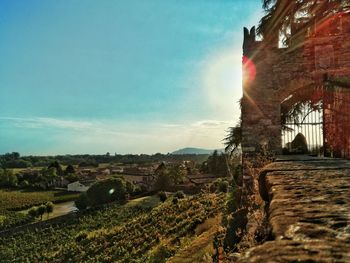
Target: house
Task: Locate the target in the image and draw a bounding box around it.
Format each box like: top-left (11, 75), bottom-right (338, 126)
top-left (48, 176), bottom-right (70, 188)
top-left (111, 167), bottom-right (124, 174)
top-left (67, 180), bottom-right (94, 192)
top-left (122, 174), bottom-right (155, 190)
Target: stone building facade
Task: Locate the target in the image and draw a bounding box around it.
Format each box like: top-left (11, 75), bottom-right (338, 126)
top-left (241, 10), bottom-right (350, 190)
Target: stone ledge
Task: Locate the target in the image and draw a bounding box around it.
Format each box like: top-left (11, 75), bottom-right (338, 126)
top-left (238, 157), bottom-right (350, 262)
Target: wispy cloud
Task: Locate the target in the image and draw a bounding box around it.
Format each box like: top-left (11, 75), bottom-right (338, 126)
top-left (0, 117), bottom-right (93, 130)
top-left (0, 116), bottom-right (233, 154)
top-left (192, 120), bottom-right (230, 128)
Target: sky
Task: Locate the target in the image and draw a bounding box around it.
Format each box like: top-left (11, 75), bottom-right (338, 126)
top-left (0, 0), bottom-right (262, 155)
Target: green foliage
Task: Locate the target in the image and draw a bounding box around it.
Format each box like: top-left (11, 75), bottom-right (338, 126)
top-left (65, 173), bottom-right (78, 183)
top-left (172, 197), bottom-right (179, 205)
top-left (224, 124), bottom-right (242, 157)
top-left (226, 192), bottom-right (238, 215)
top-left (0, 169), bottom-right (18, 187)
top-left (203, 151), bottom-right (231, 177)
top-left (158, 191), bottom-right (167, 202)
top-left (149, 244), bottom-right (174, 263)
top-left (41, 167), bottom-right (57, 178)
top-left (86, 177), bottom-right (127, 206)
top-left (45, 202), bottom-right (54, 215)
top-left (28, 206), bottom-right (38, 218)
top-left (75, 230), bottom-right (88, 242)
top-left (3, 159), bottom-right (32, 169)
top-left (224, 208), bottom-right (248, 251)
top-left (64, 164), bottom-right (75, 175)
top-left (1, 152), bottom-right (209, 170)
top-left (174, 190), bottom-right (185, 199)
top-left (0, 193), bottom-right (225, 262)
top-left (218, 180), bottom-right (229, 193)
top-left (75, 192), bottom-right (89, 210)
top-left (0, 190), bottom-right (78, 230)
top-left (19, 180), bottom-right (29, 188)
top-left (125, 180), bottom-right (135, 195)
top-left (37, 205), bottom-right (46, 220)
top-left (154, 170), bottom-right (174, 191)
top-left (210, 179), bottom-right (229, 193)
top-left (258, 0), bottom-right (348, 39)
top-left (48, 161), bottom-right (63, 176)
top-left (168, 165), bottom-right (186, 184)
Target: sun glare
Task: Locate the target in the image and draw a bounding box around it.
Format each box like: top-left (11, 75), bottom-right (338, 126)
top-left (201, 47), bottom-right (243, 119)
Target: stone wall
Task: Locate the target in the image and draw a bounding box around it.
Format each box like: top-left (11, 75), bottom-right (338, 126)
top-left (241, 13), bottom-right (350, 158)
top-left (238, 157), bottom-right (350, 262)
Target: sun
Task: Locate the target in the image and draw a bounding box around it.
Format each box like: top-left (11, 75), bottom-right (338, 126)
top-left (201, 47), bottom-right (243, 120)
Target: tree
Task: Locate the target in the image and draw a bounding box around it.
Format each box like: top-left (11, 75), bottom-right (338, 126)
top-left (45, 202), bottom-right (54, 219)
top-left (204, 152), bottom-right (230, 177)
top-left (86, 178), bottom-right (127, 206)
top-left (28, 206), bottom-right (38, 218)
top-left (125, 180), bottom-right (135, 195)
top-left (218, 180), bottom-right (229, 193)
top-left (37, 205), bottom-right (46, 220)
top-left (65, 173), bottom-right (78, 183)
top-left (210, 150), bottom-right (218, 173)
top-left (19, 180), bottom-right (29, 188)
top-left (75, 192), bottom-right (89, 210)
top-left (158, 191), bottom-right (167, 202)
top-left (2, 170), bottom-right (18, 187)
top-left (64, 164), bottom-right (75, 175)
top-left (48, 161), bottom-right (63, 176)
top-left (258, 0), bottom-right (349, 43)
top-left (0, 168), bottom-right (9, 186)
top-left (154, 169), bottom-right (174, 191)
top-left (168, 165), bottom-right (186, 185)
top-left (9, 173), bottom-right (17, 187)
top-left (42, 167), bottom-right (57, 178)
top-left (4, 159), bottom-right (32, 168)
top-left (174, 191), bottom-right (185, 199)
top-left (224, 125), bottom-right (242, 157)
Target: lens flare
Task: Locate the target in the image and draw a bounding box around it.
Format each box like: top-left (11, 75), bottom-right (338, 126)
top-left (242, 55), bottom-right (256, 84)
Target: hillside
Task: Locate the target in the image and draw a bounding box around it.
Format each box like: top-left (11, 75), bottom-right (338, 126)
top-left (172, 147), bottom-right (224, 155)
top-left (0, 193), bottom-right (225, 262)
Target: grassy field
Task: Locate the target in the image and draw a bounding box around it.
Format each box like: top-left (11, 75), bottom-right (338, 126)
top-left (0, 189), bottom-right (79, 211)
top-left (0, 189), bottom-right (79, 230)
top-left (0, 193), bottom-right (225, 262)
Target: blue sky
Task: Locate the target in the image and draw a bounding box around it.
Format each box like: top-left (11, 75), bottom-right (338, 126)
top-left (0, 0), bottom-right (262, 155)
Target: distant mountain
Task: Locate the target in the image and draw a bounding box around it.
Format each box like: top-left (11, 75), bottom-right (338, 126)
top-left (171, 147), bottom-right (224, 155)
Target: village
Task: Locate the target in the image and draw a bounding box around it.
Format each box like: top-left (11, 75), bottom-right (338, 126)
top-left (14, 158), bottom-right (228, 194)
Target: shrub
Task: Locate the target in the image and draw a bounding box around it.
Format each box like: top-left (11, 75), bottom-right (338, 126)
top-left (125, 180), bottom-right (135, 195)
top-left (174, 191), bottom-right (185, 199)
top-left (172, 197), bottom-right (178, 205)
top-left (149, 244), bottom-right (173, 263)
top-left (158, 191), bottom-right (167, 202)
top-left (65, 173), bottom-right (78, 183)
top-left (210, 179), bottom-right (229, 193)
top-left (64, 164), bottom-right (75, 175)
top-left (75, 192), bottom-right (89, 210)
top-left (19, 180), bottom-right (29, 188)
top-left (86, 178), bottom-right (127, 206)
top-left (28, 206), bottom-right (38, 218)
top-left (224, 208), bottom-right (248, 250)
top-left (218, 180), bottom-right (229, 193)
top-left (45, 202), bottom-right (54, 218)
top-left (75, 230), bottom-right (88, 242)
top-left (154, 174), bottom-right (174, 191)
top-left (37, 205), bottom-right (46, 220)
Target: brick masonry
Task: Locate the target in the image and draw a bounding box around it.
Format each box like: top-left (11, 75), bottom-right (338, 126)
top-left (241, 14), bottom-right (350, 158)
